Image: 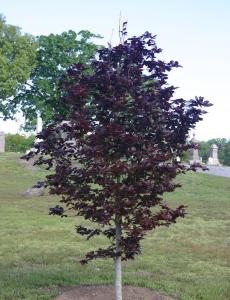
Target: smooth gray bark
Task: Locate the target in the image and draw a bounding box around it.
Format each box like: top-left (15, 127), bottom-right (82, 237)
top-left (115, 214), bottom-right (122, 300)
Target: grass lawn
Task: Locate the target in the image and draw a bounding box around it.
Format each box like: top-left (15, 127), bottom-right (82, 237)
top-left (0, 152), bottom-right (229, 300)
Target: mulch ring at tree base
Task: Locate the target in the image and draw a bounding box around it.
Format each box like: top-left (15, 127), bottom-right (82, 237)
top-left (54, 285), bottom-right (176, 300)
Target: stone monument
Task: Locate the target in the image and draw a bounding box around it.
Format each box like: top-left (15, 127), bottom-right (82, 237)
top-left (25, 112), bottom-right (43, 154)
top-left (35, 111), bottom-right (43, 142)
top-left (207, 144), bottom-right (221, 166)
top-left (21, 185), bottom-right (45, 197)
top-left (189, 133), bottom-right (202, 164)
top-left (0, 131), bottom-right (5, 152)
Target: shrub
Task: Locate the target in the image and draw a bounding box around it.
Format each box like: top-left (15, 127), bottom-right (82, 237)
top-left (5, 134), bottom-right (35, 153)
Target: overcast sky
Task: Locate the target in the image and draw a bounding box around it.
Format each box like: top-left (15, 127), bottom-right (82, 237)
top-left (0, 0), bottom-right (229, 141)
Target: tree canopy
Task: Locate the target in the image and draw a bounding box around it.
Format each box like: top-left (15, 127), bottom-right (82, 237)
top-left (0, 15), bottom-right (36, 118)
top-left (24, 28), bottom-right (211, 300)
top-left (16, 30), bottom-right (102, 130)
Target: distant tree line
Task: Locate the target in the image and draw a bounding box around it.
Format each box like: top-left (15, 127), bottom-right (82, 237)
top-left (5, 133), bottom-right (230, 166)
top-left (199, 138), bottom-right (230, 166)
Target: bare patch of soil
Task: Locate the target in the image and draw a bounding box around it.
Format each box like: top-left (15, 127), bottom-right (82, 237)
top-left (54, 285), bottom-right (175, 300)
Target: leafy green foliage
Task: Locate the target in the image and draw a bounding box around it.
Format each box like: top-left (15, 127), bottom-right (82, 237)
top-left (0, 15), bottom-right (36, 118)
top-left (199, 141), bottom-right (210, 162)
top-left (223, 142), bottom-right (230, 165)
top-left (5, 133), bottom-right (35, 153)
top-left (16, 30), bottom-right (102, 130)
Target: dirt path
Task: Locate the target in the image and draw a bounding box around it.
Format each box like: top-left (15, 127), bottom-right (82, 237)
top-left (54, 285), bottom-right (175, 300)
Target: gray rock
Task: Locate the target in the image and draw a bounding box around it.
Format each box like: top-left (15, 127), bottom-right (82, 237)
top-left (21, 186), bottom-right (45, 197)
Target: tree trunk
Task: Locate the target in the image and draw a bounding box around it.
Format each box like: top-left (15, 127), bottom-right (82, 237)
top-left (115, 214), bottom-right (122, 300)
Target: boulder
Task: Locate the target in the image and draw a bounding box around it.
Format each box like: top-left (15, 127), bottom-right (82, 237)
top-left (21, 186), bottom-right (45, 197)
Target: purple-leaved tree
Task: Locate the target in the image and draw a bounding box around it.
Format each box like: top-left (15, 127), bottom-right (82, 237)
top-left (24, 25), bottom-right (211, 300)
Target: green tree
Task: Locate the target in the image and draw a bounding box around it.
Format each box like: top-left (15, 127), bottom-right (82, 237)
top-left (199, 141), bottom-right (210, 163)
top-left (16, 30), bottom-right (102, 130)
top-left (223, 141), bottom-right (230, 166)
top-left (0, 15), bottom-right (36, 118)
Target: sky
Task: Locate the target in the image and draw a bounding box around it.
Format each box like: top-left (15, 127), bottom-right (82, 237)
top-left (0, 0), bottom-right (229, 141)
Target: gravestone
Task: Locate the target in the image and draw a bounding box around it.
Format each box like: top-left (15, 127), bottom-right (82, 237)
top-left (21, 186), bottom-right (45, 197)
top-left (35, 111), bottom-right (43, 143)
top-left (0, 131), bottom-right (5, 152)
top-left (21, 181), bottom-right (45, 197)
top-left (26, 112), bottom-right (43, 154)
top-left (207, 144), bottom-right (221, 166)
top-left (189, 133), bottom-right (202, 164)
top-left (36, 111), bottom-right (43, 134)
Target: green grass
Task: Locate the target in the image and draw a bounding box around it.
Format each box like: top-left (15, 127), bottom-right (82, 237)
top-left (0, 152), bottom-right (229, 300)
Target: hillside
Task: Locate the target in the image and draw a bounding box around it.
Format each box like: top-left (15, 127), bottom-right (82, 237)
top-left (0, 153), bottom-right (229, 300)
